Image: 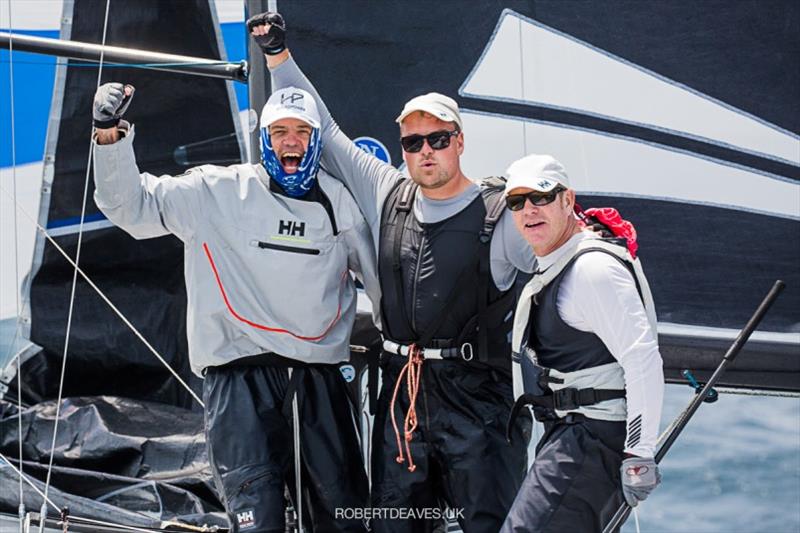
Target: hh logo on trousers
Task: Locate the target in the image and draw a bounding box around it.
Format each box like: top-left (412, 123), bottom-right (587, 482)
top-left (237, 508), bottom-right (256, 529)
top-left (278, 219), bottom-right (306, 237)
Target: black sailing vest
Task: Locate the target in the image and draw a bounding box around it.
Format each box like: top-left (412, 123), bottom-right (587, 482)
top-left (528, 247), bottom-right (639, 373)
top-left (378, 178), bottom-right (514, 364)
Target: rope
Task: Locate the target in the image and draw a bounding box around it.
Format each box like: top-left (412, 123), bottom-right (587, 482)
top-left (6, 8), bottom-right (25, 533)
top-left (5, 8), bottom-right (27, 529)
top-left (41, 4), bottom-right (114, 525)
top-left (0, 452), bottom-right (60, 513)
top-left (389, 344), bottom-right (424, 472)
top-left (0, 183), bottom-right (204, 407)
top-left (1, 453), bottom-right (216, 533)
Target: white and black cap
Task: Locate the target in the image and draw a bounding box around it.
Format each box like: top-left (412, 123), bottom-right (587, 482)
top-left (504, 154), bottom-right (571, 196)
top-left (395, 92), bottom-right (463, 129)
top-left (260, 87), bottom-right (321, 129)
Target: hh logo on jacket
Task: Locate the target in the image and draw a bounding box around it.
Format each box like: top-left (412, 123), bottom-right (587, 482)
top-left (279, 219), bottom-right (305, 237)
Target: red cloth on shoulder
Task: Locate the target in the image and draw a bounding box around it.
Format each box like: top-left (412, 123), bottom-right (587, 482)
top-left (581, 207), bottom-right (638, 259)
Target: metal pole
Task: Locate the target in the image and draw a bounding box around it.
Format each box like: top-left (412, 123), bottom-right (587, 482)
top-left (602, 280), bottom-right (786, 533)
top-left (0, 31), bottom-right (247, 82)
top-left (245, 0), bottom-right (273, 163)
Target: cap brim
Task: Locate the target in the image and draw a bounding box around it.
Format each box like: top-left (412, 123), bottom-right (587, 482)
top-left (262, 109), bottom-right (320, 129)
top-left (395, 105), bottom-right (458, 126)
top-left (504, 178), bottom-right (562, 196)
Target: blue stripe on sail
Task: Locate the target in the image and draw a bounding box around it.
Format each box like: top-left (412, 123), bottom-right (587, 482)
top-left (46, 212), bottom-right (107, 229)
top-left (0, 29), bottom-right (59, 168)
top-left (1, 26), bottom-right (248, 171)
top-left (220, 22), bottom-right (248, 111)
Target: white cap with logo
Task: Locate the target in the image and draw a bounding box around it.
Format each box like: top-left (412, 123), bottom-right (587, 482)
top-left (395, 92), bottom-right (463, 129)
top-left (260, 87), bottom-right (321, 129)
top-left (504, 154), bottom-right (571, 196)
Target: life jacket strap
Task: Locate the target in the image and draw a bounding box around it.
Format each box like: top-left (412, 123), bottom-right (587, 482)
top-left (505, 388), bottom-right (625, 442)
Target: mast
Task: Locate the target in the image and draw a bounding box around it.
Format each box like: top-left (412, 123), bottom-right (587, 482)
top-left (245, 0), bottom-right (275, 163)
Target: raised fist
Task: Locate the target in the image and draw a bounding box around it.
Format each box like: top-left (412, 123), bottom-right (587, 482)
top-left (247, 12), bottom-right (286, 56)
top-left (93, 82), bottom-right (135, 128)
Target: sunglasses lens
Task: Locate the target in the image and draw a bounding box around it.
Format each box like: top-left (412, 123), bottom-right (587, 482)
top-left (506, 188), bottom-right (564, 210)
top-left (400, 130), bottom-right (458, 152)
top-left (506, 195), bottom-right (525, 211)
top-left (427, 131), bottom-right (452, 150)
top-left (400, 135), bottom-right (425, 153)
top-left (529, 193), bottom-right (552, 206)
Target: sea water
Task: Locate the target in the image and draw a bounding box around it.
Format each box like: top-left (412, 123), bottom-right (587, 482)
top-left (619, 385), bottom-right (800, 533)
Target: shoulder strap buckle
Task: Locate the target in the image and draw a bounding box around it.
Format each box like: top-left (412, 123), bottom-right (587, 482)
top-left (395, 179), bottom-right (416, 213)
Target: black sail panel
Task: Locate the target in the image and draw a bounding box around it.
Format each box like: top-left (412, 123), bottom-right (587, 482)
top-left (27, 0), bottom-right (243, 406)
top-left (279, 0), bottom-right (799, 392)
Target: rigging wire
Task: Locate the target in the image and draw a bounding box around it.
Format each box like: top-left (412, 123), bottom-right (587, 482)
top-left (39, 2), bottom-right (114, 526)
top-left (0, 451), bottom-right (60, 514)
top-left (4, 4), bottom-right (26, 530)
top-left (4, 1), bottom-right (204, 525)
top-left (0, 185), bottom-right (205, 404)
top-left (0, 453), bottom-right (217, 533)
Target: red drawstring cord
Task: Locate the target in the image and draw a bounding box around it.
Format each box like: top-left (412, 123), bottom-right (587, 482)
top-left (389, 344), bottom-right (424, 472)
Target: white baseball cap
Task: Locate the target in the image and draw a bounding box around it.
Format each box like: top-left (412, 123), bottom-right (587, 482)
top-left (260, 87), bottom-right (320, 129)
top-left (504, 154), bottom-right (571, 196)
top-left (395, 92), bottom-right (463, 129)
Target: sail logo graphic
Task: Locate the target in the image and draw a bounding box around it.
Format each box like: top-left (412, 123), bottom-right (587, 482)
top-left (457, 9), bottom-right (800, 221)
top-left (278, 220), bottom-right (306, 237)
top-left (354, 136), bottom-right (392, 165)
top-left (236, 509), bottom-right (256, 529)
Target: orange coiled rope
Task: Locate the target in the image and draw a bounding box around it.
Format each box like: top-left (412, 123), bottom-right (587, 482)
top-left (389, 344), bottom-right (425, 472)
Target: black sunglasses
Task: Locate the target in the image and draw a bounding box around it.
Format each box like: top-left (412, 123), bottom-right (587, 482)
top-left (400, 129), bottom-right (460, 153)
top-left (505, 186), bottom-right (566, 211)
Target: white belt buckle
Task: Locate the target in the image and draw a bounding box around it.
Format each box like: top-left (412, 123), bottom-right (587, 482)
top-left (460, 342), bottom-right (474, 361)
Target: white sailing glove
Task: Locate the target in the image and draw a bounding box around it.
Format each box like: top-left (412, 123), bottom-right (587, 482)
top-left (93, 82), bottom-right (135, 128)
top-left (621, 456), bottom-right (661, 507)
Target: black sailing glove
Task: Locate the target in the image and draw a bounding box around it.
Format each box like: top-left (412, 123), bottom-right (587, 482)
top-left (246, 12), bottom-right (286, 55)
top-left (93, 82), bottom-right (135, 128)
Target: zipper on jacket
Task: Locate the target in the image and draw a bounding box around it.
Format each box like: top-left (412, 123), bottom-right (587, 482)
top-left (252, 240), bottom-right (320, 255)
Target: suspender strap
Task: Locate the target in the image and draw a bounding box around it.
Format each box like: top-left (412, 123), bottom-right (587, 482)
top-left (390, 179), bottom-right (416, 338)
top-left (476, 181), bottom-right (508, 362)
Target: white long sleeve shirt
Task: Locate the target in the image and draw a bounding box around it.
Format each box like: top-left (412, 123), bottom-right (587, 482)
top-left (538, 231), bottom-right (664, 457)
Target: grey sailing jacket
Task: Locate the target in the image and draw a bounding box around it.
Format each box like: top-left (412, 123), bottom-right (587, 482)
top-left (93, 126), bottom-right (380, 376)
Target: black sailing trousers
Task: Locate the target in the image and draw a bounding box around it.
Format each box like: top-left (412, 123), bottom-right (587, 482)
top-left (500, 415), bottom-right (627, 533)
top-left (203, 363), bottom-right (368, 533)
top-left (370, 356), bottom-right (528, 533)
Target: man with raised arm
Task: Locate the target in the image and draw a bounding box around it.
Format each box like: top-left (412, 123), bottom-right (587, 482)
top-left (249, 12), bottom-right (640, 533)
top-left (500, 154), bottom-right (664, 532)
top-left (249, 14), bottom-right (533, 532)
top-left (92, 82), bottom-right (378, 532)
